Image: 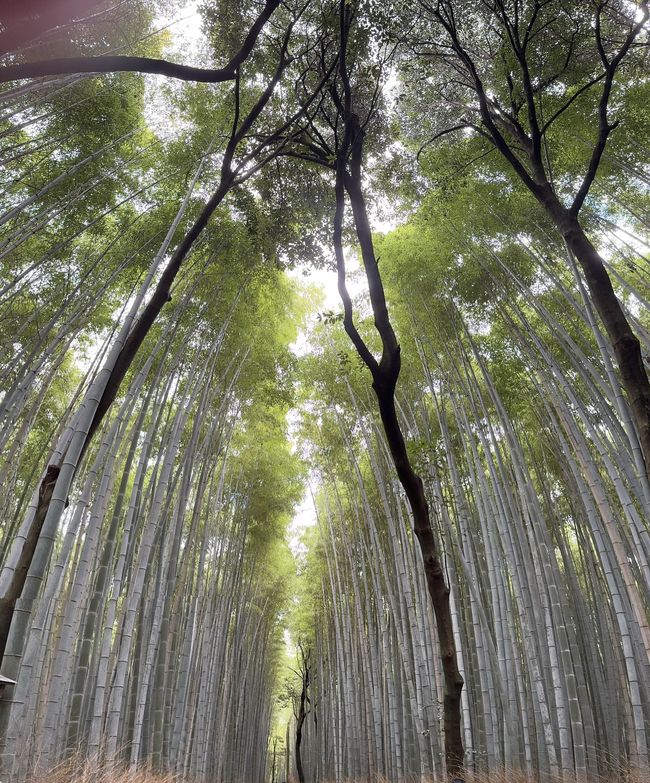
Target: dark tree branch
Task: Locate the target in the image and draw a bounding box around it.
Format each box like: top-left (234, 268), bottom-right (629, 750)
top-left (416, 123), bottom-right (473, 161)
top-left (415, 0), bottom-right (650, 483)
top-left (490, 1), bottom-right (544, 173)
top-left (327, 9), bottom-right (466, 775)
top-left (540, 72), bottom-right (606, 134)
top-left (433, 3), bottom-right (543, 197)
top-left (0, 0), bottom-right (281, 84)
top-left (594, 2), bottom-right (610, 67)
top-left (343, 124), bottom-right (400, 385)
top-left (333, 150), bottom-right (379, 376)
top-left (0, 55), bottom-right (238, 84)
top-left (571, 0), bottom-right (649, 215)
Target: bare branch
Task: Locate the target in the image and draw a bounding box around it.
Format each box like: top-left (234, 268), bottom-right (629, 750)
top-left (571, 1), bottom-right (649, 215)
top-left (0, 0), bottom-right (281, 85)
top-left (0, 55), bottom-right (238, 84)
top-left (416, 123), bottom-right (473, 161)
top-left (540, 72), bottom-right (606, 135)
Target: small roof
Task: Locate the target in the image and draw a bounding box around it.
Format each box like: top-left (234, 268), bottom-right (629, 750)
top-left (0, 675), bottom-right (16, 685)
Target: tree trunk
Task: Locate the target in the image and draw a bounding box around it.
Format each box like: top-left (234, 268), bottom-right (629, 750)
top-left (335, 121), bottom-right (466, 774)
top-left (559, 215), bottom-right (650, 483)
top-left (374, 383), bottom-right (465, 775)
top-left (295, 695), bottom-right (307, 783)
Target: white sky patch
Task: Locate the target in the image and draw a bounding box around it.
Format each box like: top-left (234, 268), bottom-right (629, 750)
top-left (143, 1), bottom-right (210, 139)
top-left (286, 488), bottom-right (317, 560)
top-left (285, 400), bottom-right (318, 561)
top-left (156, 1), bottom-right (204, 58)
top-left (286, 245), bottom-right (371, 358)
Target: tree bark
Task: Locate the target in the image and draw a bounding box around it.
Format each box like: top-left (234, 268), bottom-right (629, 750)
top-left (335, 110), bottom-right (465, 775)
top-left (373, 383), bottom-right (465, 775)
top-left (295, 672), bottom-right (308, 783)
top-left (549, 203), bottom-right (650, 483)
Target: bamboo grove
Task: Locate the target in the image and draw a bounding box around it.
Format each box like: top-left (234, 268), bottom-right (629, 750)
top-left (0, 1), bottom-right (649, 781)
top-left (290, 174), bottom-right (650, 780)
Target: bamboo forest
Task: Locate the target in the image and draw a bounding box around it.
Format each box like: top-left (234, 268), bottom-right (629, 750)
top-left (0, 0), bottom-right (649, 781)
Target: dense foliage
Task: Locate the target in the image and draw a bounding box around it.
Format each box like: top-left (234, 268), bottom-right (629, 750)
top-left (0, 1), bottom-right (648, 781)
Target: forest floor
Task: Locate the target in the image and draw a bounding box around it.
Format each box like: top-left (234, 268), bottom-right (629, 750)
top-left (22, 759), bottom-right (650, 783)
